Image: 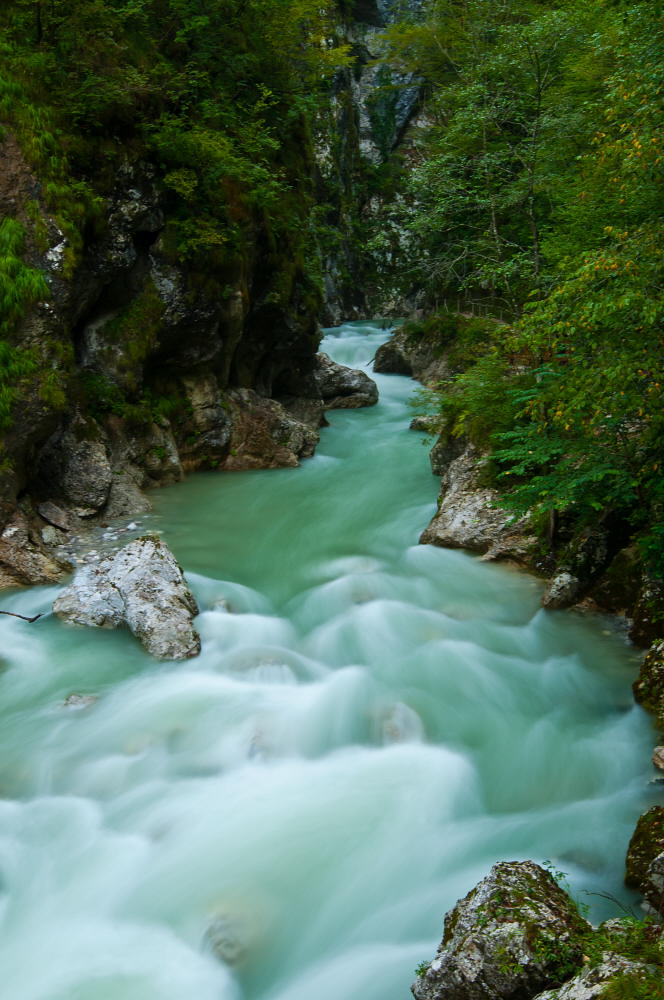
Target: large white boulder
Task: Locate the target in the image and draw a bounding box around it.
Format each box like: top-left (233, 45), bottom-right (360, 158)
top-left (53, 535), bottom-right (200, 660)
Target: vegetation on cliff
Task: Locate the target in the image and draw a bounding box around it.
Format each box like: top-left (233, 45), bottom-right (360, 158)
top-left (386, 0), bottom-right (664, 580)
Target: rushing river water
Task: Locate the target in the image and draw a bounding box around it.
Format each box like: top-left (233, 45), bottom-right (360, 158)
top-left (0, 322), bottom-right (657, 1000)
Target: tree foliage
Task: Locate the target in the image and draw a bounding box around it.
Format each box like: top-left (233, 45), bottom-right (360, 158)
top-left (390, 0), bottom-right (664, 572)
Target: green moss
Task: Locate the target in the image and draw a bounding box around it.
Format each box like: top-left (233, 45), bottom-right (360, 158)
top-left (603, 967), bottom-right (664, 1000)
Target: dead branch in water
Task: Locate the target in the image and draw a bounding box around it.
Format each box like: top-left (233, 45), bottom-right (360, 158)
top-left (0, 611), bottom-right (44, 623)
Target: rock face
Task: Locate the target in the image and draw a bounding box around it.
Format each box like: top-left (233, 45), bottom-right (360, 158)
top-left (313, 353), bottom-right (378, 409)
top-left (420, 443), bottom-right (534, 563)
top-left (412, 861), bottom-right (590, 1000)
top-left (374, 326), bottom-right (450, 385)
top-left (625, 806), bottom-right (664, 917)
top-left (532, 954), bottom-right (657, 1000)
top-left (53, 536), bottom-right (200, 660)
top-left (630, 577), bottom-right (664, 648)
top-left (0, 506), bottom-right (72, 588)
top-left (223, 390), bottom-right (319, 471)
top-left (644, 851), bottom-right (664, 919)
top-left (633, 640), bottom-right (664, 723)
top-left (36, 414), bottom-right (114, 515)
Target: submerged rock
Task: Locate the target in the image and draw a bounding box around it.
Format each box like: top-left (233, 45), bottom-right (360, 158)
top-left (314, 353), bottom-right (378, 409)
top-left (53, 535), bottom-right (200, 660)
top-left (412, 860), bottom-right (590, 1000)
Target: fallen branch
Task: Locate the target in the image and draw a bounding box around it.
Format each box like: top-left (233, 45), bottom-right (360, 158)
top-left (0, 610), bottom-right (44, 623)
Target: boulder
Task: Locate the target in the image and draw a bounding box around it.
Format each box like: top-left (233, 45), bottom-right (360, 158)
top-left (542, 573), bottom-right (583, 611)
top-left (53, 536), bottom-right (200, 660)
top-left (223, 389), bottom-right (319, 470)
top-left (412, 861), bottom-right (590, 1000)
top-left (373, 326), bottom-right (450, 385)
top-left (420, 444), bottom-right (534, 563)
top-left (313, 353), bottom-right (378, 409)
top-left (532, 954), bottom-right (658, 1000)
top-left (625, 806), bottom-right (664, 896)
top-left (653, 747), bottom-right (664, 772)
top-left (632, 640), bottom-right (664, 723)
top-left (373, 333), bottom-right (413, 375)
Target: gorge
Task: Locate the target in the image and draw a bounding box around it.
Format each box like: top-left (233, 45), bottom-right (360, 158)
top-left (0, 0), bottom-right (662, 997)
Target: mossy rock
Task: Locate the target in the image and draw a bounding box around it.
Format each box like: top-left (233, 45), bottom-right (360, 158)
top-left (413, 861), bottom-right (590, 1000)
top-left (632, 640), bottom-right (664, 724)
top-left (625, 806), bottom-right (664, 891)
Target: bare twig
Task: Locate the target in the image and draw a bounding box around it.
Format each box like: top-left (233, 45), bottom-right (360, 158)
top-left (0, 611), bottom-right (44, 623)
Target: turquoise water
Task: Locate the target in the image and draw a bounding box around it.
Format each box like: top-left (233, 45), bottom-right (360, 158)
top-left (0, 322), bottom-right (655, 1000)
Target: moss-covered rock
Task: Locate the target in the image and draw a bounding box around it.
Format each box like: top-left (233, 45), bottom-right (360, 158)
top-left (632, 640), bottom-right (664, 725)
top-left (625, 806), bottom-right (664, 892)
top-left (532, 954), bottom-right (663, 1000)
top-left (412, 860), bottom-right (590, 1000)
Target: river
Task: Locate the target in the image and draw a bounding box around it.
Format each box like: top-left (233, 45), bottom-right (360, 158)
top-left (0, 322), bottom-right (655, 999)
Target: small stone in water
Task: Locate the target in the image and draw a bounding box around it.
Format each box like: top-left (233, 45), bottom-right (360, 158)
top-left (63, 693), bottom-right (97, 710)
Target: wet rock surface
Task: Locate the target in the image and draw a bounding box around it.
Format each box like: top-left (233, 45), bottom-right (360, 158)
top-left (53, 535), bottom-right (200, 660)
top-left (412, 860), bottom-right (590, 1000)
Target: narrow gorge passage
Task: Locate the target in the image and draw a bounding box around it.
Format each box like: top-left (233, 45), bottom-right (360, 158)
top-left (0, 323), bottom-right (655, 1000)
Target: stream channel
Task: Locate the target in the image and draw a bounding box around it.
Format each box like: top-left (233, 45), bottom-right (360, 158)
top-left (0, 322), bottom-right (657, 1000)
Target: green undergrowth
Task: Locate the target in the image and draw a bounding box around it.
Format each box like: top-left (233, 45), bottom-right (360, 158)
top-left (78, 372), bottom-right (187, 431)
top-left (0, 218), bottom-right (49, 336)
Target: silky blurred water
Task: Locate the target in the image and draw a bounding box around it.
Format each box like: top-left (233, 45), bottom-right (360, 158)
top-left (0, 321), bottom-right (656, 1000)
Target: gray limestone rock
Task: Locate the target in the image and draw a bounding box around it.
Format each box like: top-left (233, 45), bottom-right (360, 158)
top-left (420, 444), bottom-right (534, 563)
top-left (373, 326), bottom-right (450, 385)
top-left (412, 861), bottom-right (590, 1000)
top-left (37, 414), bottom-right (113, 513)
top-left (542, 573), bottom-right (583, 611)
top-left (53, 536), bottom-right (200, 660)
top-left (314, 353), bottom-right (378, 409)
